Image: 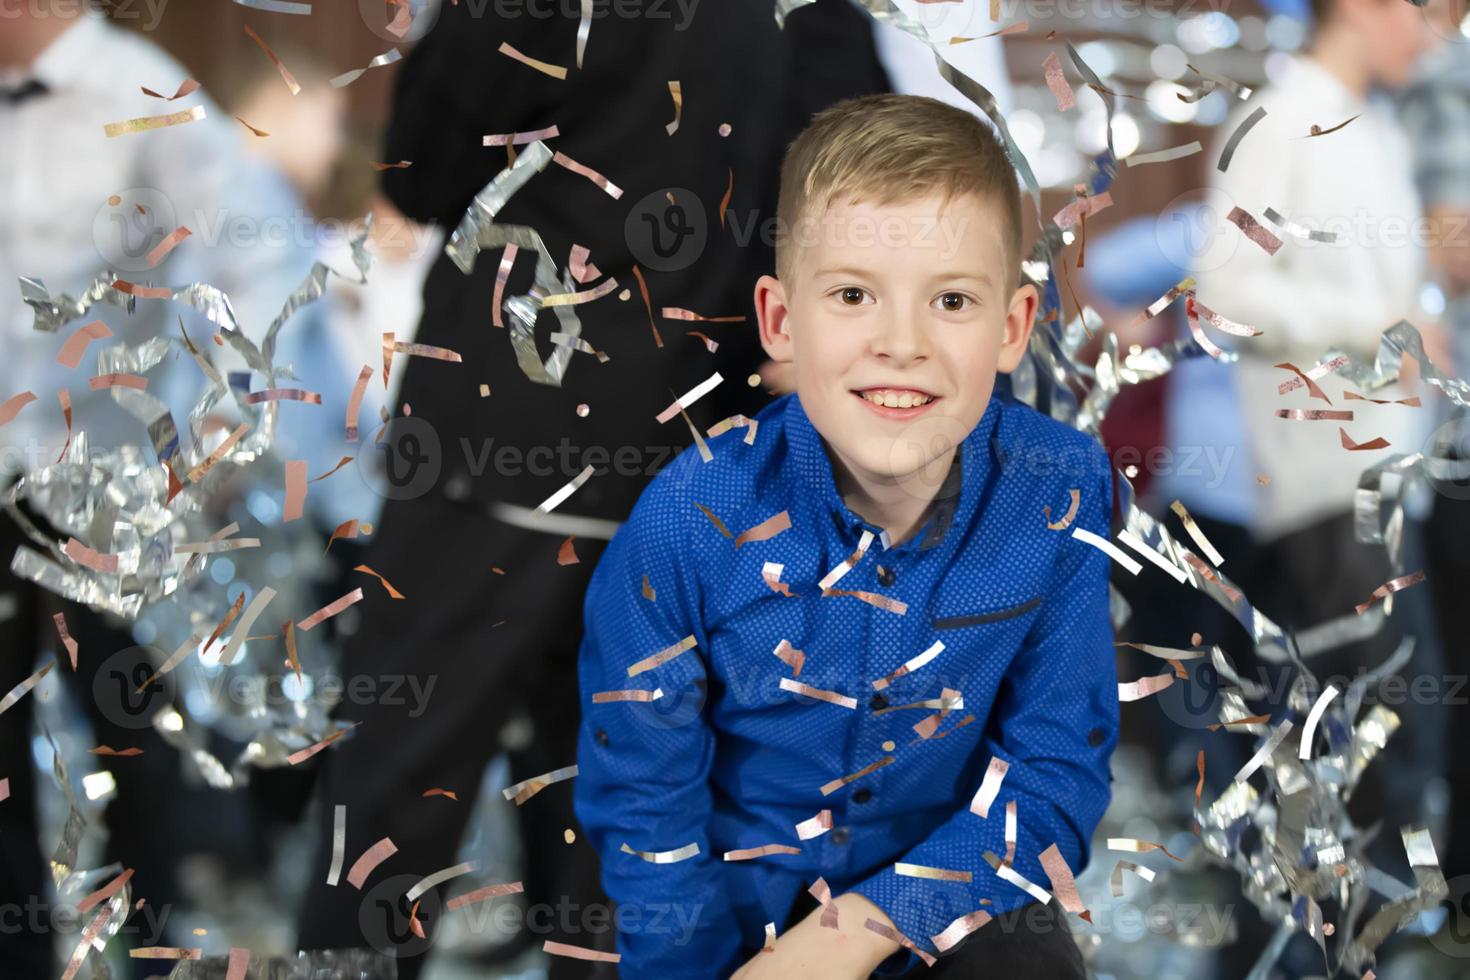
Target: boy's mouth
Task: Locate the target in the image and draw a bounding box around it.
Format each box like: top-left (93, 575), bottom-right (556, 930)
top-left (851, 386), bottom-right (940, 417)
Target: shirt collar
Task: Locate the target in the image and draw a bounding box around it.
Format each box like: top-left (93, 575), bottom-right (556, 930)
top-left (783, 392), bottom-right (1000, 553)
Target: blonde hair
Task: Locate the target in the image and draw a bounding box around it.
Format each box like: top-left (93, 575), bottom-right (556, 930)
top-left (774, 93), bottom-right (1023, 286)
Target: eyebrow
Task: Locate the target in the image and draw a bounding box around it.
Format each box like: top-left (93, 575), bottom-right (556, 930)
top-left (813, 267), bottom-right (995, 290)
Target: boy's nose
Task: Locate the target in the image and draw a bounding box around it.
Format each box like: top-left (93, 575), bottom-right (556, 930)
top-left (871, 313), bottom-right (929, 363)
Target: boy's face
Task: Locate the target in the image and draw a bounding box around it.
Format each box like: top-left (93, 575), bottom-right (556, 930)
top-left (755, 191), bottom-right (1037, 499)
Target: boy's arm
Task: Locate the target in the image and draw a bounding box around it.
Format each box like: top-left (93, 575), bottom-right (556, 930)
top-left (572, 465), bottom-right (743, 977)
top-left (846, 454), bottom-right (1120, 957)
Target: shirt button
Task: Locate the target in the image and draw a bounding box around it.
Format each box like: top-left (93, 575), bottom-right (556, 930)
top-left (830, 827), bottom-right (851, 845)
top-left (1088, 727), bottom-right (1105, 747)
top-left (869, 694), bottom-right (888, 711)
top-left (852, 788), bottom-right (873, 804)
top-left (594, 729), bottom-right (610, 747)
top-left (877, 565), bottom-right (896, 587)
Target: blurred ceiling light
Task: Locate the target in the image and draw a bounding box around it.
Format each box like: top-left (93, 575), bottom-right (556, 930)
top-left (1076, 108), bottom-right (1141, 159)
top-left (1149, 43), bottom-right (1188, 80)
top-left (1145, 80), bottom-right (1199, 124)
top-left (1075, 41), bottom-right (1118, 79)
top-left (1008, 108), bottom-right (1046, 161)
top-left (1265, 14), bottom-right (1307, 52)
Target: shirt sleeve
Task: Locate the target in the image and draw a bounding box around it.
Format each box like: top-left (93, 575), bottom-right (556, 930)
top-left (572, 455), bottom-right (744, 977)
top-left (849, 455), bottom-right (1119, 957)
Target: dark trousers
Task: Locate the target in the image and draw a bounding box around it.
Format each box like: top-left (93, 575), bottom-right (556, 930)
top-left (770, 887), bottom-right (1085, 978)
top-left (294, 493), bottom-right (615, 980)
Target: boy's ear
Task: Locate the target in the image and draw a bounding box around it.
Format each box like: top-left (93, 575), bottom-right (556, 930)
top-left (996, 281), bottom-right (1039, 374)
top-left (754, 274), bottom-right (795, 363)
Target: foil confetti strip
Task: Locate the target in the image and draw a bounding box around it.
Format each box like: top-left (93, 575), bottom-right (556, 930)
top-left (707, 414), bottom-right (759, 444)
top-left (1053, 190), bottom-right (1112, 231)
top-left (576, 0), bottom-right (593, 67)
top-left (297, 588), bottom-right (363, 631)
top-left (626, 634), bottom-right (696, 677)
top-left (226, 948), bottom-right (250, 980)
top-left (548, 331), bottom-right (610, 362)
top-left (686, 329), bottom-right (718, 352)
top-left (1169, 500), bottom-right (1227, 566)
top-left (1118, 529), bottom-right (1188, 584)
top-left (233, 0), bottom-right (311, 11)
top-left (720, 169), bottom-right (734, 227)
top-left (661, 307), bottom-right (748, 323)
top-left (499, 41), bottom-right (567, 80)
top-left (0, 660), bottom-right (54, 715)
top-left (346, 837), bottom-right (398, 888)
top-left (103, 104), bottom-right (206, 138)
top-left (619, 840), bottom-right (699, 863)
top-left (543, 279), bottom-right (620, 308)
top-left (1298, 684), bottom-right (1340, 760)
top-left (536, 464), bottom-right (596, 513)
top-left (567, 243), bottom-right (600, 283)
top-left (49, 611), bottom-right (80, 670)
top-left (1233, 718), bottom-right (1294, 783)
top-left (142, 78), bottom-right (200, 101)
top-left (1114, 641), bottom-right (1206, 661)
top-left (820, 755), bottom-right (894, 796)
top-left (552, 150), bottom-right (623, 197)
top-left (406, 861), bottom-right (479, 902)
top-left (87, 373), bottom-right (147, 392)
top-left (243, 25), bottom-right (301, 95)
top-left (969, 756), bottom-right (1009, 818)
top-left (57, 320), bottom-right (113, 367)
top-left (129, 948), bottom-right (202, 960)
top-left (446, 880), bottom-right (524, 910)
top-left (243, 387), bottom-right (322, 405)
top-left (392, 339), bottom-right (463, 363)
top-left (778, 677), bottom-right (857, 709)
top-left (1344, 390), bottom-right (1420, 406)
top-left (345, 365), bottom-right (372, 440)
top-left (912, 687), bottom-right (962, 739)
top-left (491, 244), bottom-right (518, 328)
top-left (1070, 526), bottom-right (1143, 575)
top-left (330, 48), bottom-right (403, 88)
top-left (932, 907), bottom-right (993, 953)
top-left (1227, 206), bottom-right (1285, 256)
top-left (772, 638), bottom-right (805, 675)
top-left (871, 640), bottom-right (944, 690)
top-left (483, 126), bottom-right (561, 147)
top-left (1039, 844), bottom-right (1092, 921)
top-left (77, 868), bottom-right (133, 913)
top-left (796, 809), bottom-right (832, 839)
top-left (809, 877), bottom-right (840, 928)
top-left (724, 844), bottom-right (802, 861)
top-left (1340, 429), bottom-right (1391, 452)
top-left (216, 587), bottom-right (276, 666)
top-left (655, 372), bottom-right (723, 422)
top-left (734, 510), bottom-right (790, 548)
top-left (820, 588), bottom-right (909, 614)
top-left (818, 529), bottom-right (875, 589)
top-left (896, 862), bottom-right (972, 882)
top-left (1274, 361), bottom-right (1334, 402)
top-left (0, 390), bottom-right (37, 426)
top-left (665, 80), bottom-right (682, 135)
top-left (591, 687), bottom-right (662, 703)
top-left (1353, 569), bottom-right (1425, 615)
top-left (1276, 408), bottom-right (1353, 421)
top-left (502, 763), bottom-right (578, 805)
top-left (864, 918), bottom-right (938, 967)
top-left (543, 940), bottom-right (620, 963)
top-left (1217, 105), bottom-right (1268, 173)
top-left (354, 564), bottom-right (405, 599)
top-left (762, 562), bottom-right (797, 596)
top-left (631, 265), bottom-right (663, 347)
top-left (1264, 207), bottom-right (1339, 244)
top-left (1124, 140), bottom-right (1203, 167)
top-left (1118, 672), bottom-right (1174, 702)
top-left (997, 861), bottom-right (1053, 905)
top-left (283, 460), bottom-right (307, 522)
top-left (326, 805), bottom-right (346, 885)
top-left (309, 456), bottom-right (353, 482)
top-left (60, 905), bottom-right (113, 980)
top-left (1045, 488), bottom-right (1080, 529)
top-left (1042, 51), bottom-right (1075, 110)
top-left (1110, 860), bottom-right (1157, 895)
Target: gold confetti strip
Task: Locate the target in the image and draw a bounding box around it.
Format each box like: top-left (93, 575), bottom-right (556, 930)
top-left (483, 125), bottom-right (560, 146)
top-left (142, 78), bottom-right (200, 100)
top-left (1274, 361), bottom-right (1334, 403)
top-left (1131, 276), bottom-right (1195, 328)
top-left (665, 80), bottom-right (682, 135)
top-left (64, 537), bottom-right (120, 574)
top-left (503, 764), bottom-right (579, 805)
top-left (61, 906), bottom-right (113, 980)
top-left (779, 678), bottom-right (857, 709)
top-left (591, 687), bottom-right (663, 703)
top-left (1107, 837), bottom-right (1184, 861)
top-left (821, 588), bottom-right (908, 615)
top-left (720, 169), bottom-right (734, 228)
top-left (1206, 713), bottom-right (1271, 732)
top-left (78, 868), bottom-right (133, 913)
top-left (686, 329), bottom-right (718, 353)
top-left (1168, 500), bottom-right (1226, 566)
top-left (968, 756), bottom-right (1010, 818)
top-left (310, 456), bottom-right (354, 483)
top-left (0, 777), bottom-right (8, 801)
top-left (298, 588), bottom-right (364, 631)
top-left (185, 421), bottom-right (251, 483)
top-left (819, 529), bottom-right (875, 589)
top-left (543, 940), bottom-right (621, 963)
top-left (556, 535), bottom-right (580, 566)
top-left (345, 365), bottom-right (372, 441)
top-left (772, 638), bottom-right (805, 675)
top-left (1344, 390), bottom-right (1421, 406)
top-left (393, 339), bottom-right (463, 362)
top-left (1305, 113), bottom-right (1359, 137)
top-left (1110, 859), bottom-right (1157, 896)
top-left (354, 564), bottom-right (405, 599)
top-left (676, 403), bottom-right (713, 464)
top-left (499, 40), bottom-right (567, 79)
top-left (1354, 569), bottom-right (1426, 615)
top-left (104, 104), bottom-right (206, 138)
top-left (91, 745), bottom-right (143, 756)
top-left (88, 373), bottom-right (147, 392)
top-left (445, 881), bottom-right (524, 911)
top-left (324, 519), bottom-right (361, 553)
top-left (346, 837), bottom-right (398, 888)
top-left (820, 755), bottom-right (894, 796)
top-left (656, 371), bottom-right (724, 423)
top-left (762, 562), bottom-right (798, 597)
top-left (371, 159), bottom-right (412, 170)
top-left (1042, 51), bottom-right (1075, 111)
top-left (243, 387), bottom-right (323, 405)
top-left (112, 279), bottom-right (172, 299)
top-left (1123, 140), bottom-right (1203, 168)
top-left (543, 279), bottom-right (621, 309)
top-left (129, 948), bottom-right (202, 960)
top-left (1039, 844), bottom-right (1092, 922)
top-left (552, 150), bottom-right (623, 198)
top-left (1227, 206), bottom-right (1284, 256)
top-left (53, 613), bottom-right (79, 670)
top-left (660, 306), bottom-right (748, 323)
top-left (1053, 190), bottom-right (1112, 231)
top-left (422, 787), bottom-right (459, 801)
top-left (234, 115), bottom-right (270, 137)
top-left (567, 243), bottom-right (601, 283)
top-left (0, 391), bottom-right (37, 428)
top-left (619, 840), bottom-right (700, 863)
top-left (809, 877), bottom-right (840, 929)
top-left (707, 415), bottom-right (759, 447)
top-left (283, 619), bottom-right (301, 683)
top-left (695, 502), bottom-right (733, 538)
top-left (734, 510), bottom-right (791, 548)
top-left (1004, 800), bottom-right (1018, 865)
top-left (864, 918), bottom-right (938, 967)
top-left (640, 574), bottom-right (656, 601)
top-left (1118, 672), bottom-right (1174, 702)
top-left (330, 48), bottom-right (403, 88)
top-left (1070, 526), bottom-right (1142, 575)
top-left (724, 844), bottom-right (802, 861)
top-left (795, 809), bottom-right (832, 840)
top-left (287, 722), bottom-right (361, 766)
top-left (1194, 751), bottom-right (1205, 833)
top-left (762, 922), bottom-right (777, 952)
top-left (243, 24), bottom-right (301, 95)
top-left (57, 320), bottom-right (112, 368)
top-left (626, 634), bottom-right (696, 677)
top-left (872, 640), bottom-right (944, 691)
top-left (283, 460), bottom-right (307, 522)
top-left (951, 19), bottom-right (1029, 41)
top-left (491, 243), bottom-right (519, 328)
top-left (1180, 552), bottom-right (1242, 603)
top-left (1276, 408), bottom-right (1353, 421)
top-left (1340, 428), bottom-right (1391, 452)
top-left (896, 862), bottom-right (972, 882)
top-left (918, 708), bottom-right (974, 742)
top-left (932, 908), bottom-right (993, 953)
top-left (1045, 488), bottom-right (1080, 530)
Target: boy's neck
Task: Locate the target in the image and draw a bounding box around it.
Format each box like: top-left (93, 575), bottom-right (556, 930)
top-left (828, 446), bottom-right (958, 548)
top-left (1308, 27), bottom-right (1372, 99)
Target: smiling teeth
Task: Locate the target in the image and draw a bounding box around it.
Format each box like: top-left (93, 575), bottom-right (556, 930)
top-left (862, 389), bottom-right (933, 408)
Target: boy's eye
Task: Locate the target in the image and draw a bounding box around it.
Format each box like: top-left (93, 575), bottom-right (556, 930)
top-left (837, 286), bottom-right (869, 306)
top-left (936, 292), bottom-right (971, 312)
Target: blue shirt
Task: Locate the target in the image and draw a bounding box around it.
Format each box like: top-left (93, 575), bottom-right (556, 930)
top-left (574, 392), bottom-right (1119, 976)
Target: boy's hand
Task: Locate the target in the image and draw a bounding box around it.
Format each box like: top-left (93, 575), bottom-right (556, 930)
top-left (729, 892), bottom-right (903, 979)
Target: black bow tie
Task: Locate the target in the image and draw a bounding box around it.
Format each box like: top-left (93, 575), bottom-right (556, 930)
top-left (3, 79), bottom-right (49, 105)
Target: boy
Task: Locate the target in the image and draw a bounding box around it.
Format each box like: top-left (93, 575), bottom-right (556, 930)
top-left (575, 94), bottom-right (1117, 978)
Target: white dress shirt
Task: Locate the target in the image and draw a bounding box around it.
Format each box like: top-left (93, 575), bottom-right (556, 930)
top-left (1195, 55), bottom-right (1430, 541)
top-left (0, 13), bottom-right (313, 478)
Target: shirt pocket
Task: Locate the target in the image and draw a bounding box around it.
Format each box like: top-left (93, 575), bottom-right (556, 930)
top-left (916, 594), bottom-right (1045, 692)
